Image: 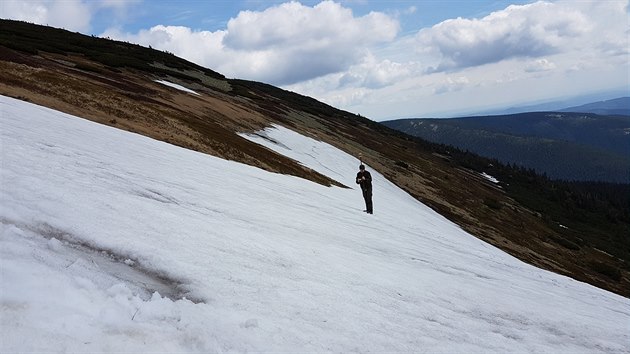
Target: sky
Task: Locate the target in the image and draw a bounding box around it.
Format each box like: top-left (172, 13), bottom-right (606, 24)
top-left (2, 93), bottom-right (629, 351)
top-left (2, 0), bottom-right (629, 119)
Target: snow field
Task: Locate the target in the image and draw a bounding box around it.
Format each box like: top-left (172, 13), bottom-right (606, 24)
top-left (1, 95), bottom-right (628, 353)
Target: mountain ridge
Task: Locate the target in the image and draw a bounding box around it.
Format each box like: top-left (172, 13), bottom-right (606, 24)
top-left (559, 97), bottom-right (630, 116)
top-left (382, 112), bottom-right (630, 183)
top-left (467, 92), bottom-right (629, 116)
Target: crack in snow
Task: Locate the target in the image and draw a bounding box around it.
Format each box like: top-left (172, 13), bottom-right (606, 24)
top-left (1, 218), bottom-right (199, 303)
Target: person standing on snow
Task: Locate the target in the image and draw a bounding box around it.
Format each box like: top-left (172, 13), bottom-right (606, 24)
top-left (356, 164), bottom-right (373, 214)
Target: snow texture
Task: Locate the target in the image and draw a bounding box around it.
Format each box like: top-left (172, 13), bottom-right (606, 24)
top-left (481, 172), bottom-right (500, 184)
top-left (155, 79), bottom-right (200, 95)
top-left (1, 95), bottom-right (628, 353)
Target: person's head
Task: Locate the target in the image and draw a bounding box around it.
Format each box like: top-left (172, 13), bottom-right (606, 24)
top-left (359, 164), bottom-right (365, 171)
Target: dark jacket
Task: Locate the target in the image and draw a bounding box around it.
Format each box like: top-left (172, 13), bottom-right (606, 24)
top-left (356, 170), bottom-right (372, 190)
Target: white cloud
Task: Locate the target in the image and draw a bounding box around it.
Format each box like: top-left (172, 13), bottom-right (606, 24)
top-left (362, 59), bottom-right (410, 88)
top-left (225, 1), bottom-right (385, 50)
top-left (327, 88), bottom-right (371, 108)
top-left (2, 0), bottom-right (92, 32)
top-left (2, 0), bottom-right (140, 33)
top-left (335, 54), bottom-right (419, 89)
top-left (97, 0), bottom-right (140, 10)
top-left (3, 0), bottom-right (627, 120)
top-left (104, 25), bottom-right (227, 69)
top-left (434, 76), bottom-right (470, 94)
top-left (104, 1), bottom-right (399, 85)
top-left (524, 58), bottom-right (556, 73)
top-left (405, 6), bottom-right (417, 15)
top-left (416, 1), bottom-right (593, 72)
top-left (319, 0), bottom-right (628, 118)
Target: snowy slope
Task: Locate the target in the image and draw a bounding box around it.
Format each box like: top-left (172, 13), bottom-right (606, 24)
top-left (1, 95), bottom-right (628, 353)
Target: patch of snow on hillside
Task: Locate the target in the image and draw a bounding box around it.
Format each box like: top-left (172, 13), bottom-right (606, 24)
top-left (155, 79), bottom-right (199, 95)
top-left (1, 95), bottom-right (629, 353)
top-left (481, 172), bottom-right (500, 184)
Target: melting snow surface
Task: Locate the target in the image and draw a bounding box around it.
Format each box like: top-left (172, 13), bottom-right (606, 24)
top-left (155, 79), bottom-right (200, 95)
top-left (481, 172), bottom-right (500, 184)
top-left (1, 95), bottom-right (629, 353)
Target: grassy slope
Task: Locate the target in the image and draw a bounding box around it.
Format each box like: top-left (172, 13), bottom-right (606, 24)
top-left (0, 20), bottom-right (627, 297)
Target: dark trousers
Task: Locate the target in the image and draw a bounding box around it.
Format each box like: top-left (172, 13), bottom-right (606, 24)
top-left (362, 187), bottom-right (373, 214)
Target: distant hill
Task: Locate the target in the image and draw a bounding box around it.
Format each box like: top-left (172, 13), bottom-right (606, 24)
top-left (560, 97), bottom-right (630, 116)
top-left (471, 92), bottom-right (629, 116)
top-left (382, 112), bottom-right (630, 183)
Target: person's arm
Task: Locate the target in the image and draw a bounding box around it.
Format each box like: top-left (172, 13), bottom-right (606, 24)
top-left (365, 171), bottom-right (372, 182)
